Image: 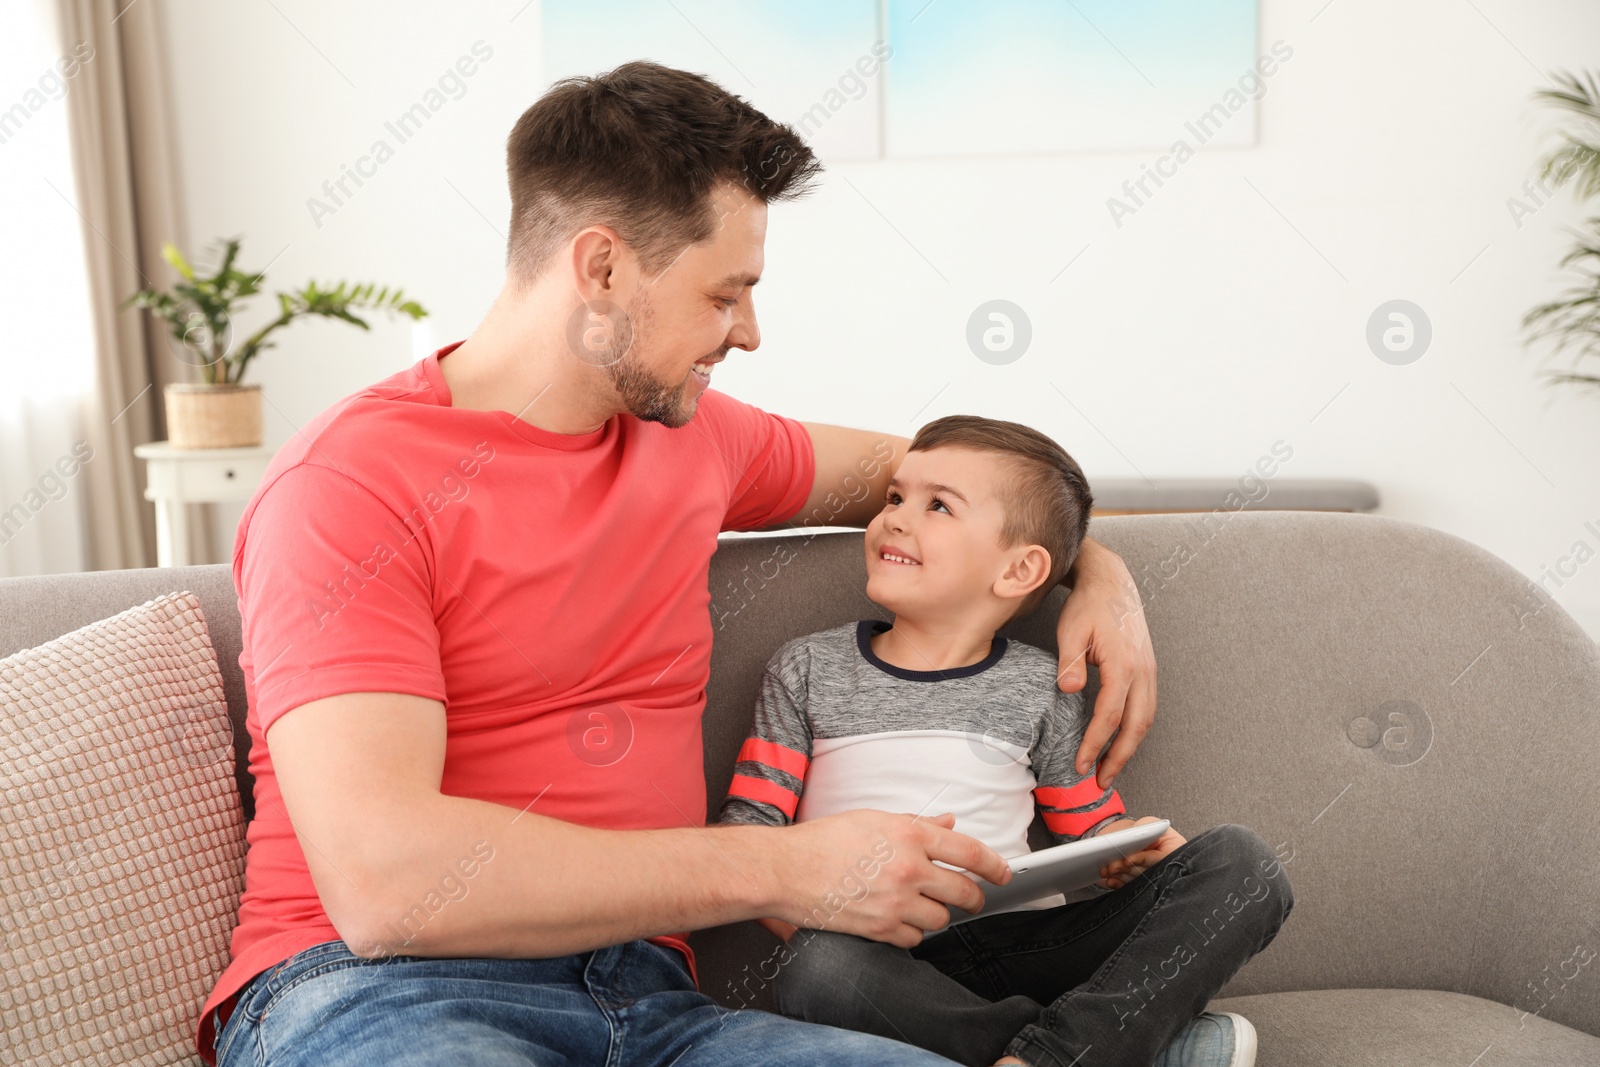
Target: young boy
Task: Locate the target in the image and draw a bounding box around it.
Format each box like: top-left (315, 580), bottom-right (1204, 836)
top-left (718, 416), bottom-right (1294, 1067)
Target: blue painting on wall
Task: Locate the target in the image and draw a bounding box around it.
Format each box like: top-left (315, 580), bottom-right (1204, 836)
top-left (541, 0), bottom-right (1261, 161)
top-left (885, 0), bottom-right (1261, 157)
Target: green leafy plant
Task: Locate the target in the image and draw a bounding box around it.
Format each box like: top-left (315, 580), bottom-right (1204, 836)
top-left (122, 236), bottom-right (427, 385)
top-left (1523, 71), bottom-right (1600, 391)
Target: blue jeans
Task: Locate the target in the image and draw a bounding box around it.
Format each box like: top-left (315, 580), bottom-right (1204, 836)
top-left (212, 935), bottom-right (959, 1066)
top-left (774, 824), bottom-right (1295, 1067)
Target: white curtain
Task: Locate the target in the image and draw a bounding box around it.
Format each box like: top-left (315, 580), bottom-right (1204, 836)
top-left (0, 0), bottom-right (95, 577)
top-left (2, 0), bottom-right (211, 577)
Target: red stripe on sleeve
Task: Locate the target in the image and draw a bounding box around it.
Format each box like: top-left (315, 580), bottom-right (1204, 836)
top-left (728, 773), bottom-right (801, 820)
top-left (736, 737), bottom-right (810, 781)
top-left (1041, 793), bottom-right (1125, 837)
top-left (1034, 778), bottom-right (1109, 811)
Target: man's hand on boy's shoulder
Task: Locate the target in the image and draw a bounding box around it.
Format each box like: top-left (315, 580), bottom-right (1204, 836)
top-left (1055, 537), bottom-right (1158, 791)
top-left (1093, 816), bottom-right (1186, 890)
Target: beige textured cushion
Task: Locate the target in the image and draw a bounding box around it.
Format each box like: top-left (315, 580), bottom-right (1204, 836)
top-left (0, 592), bottom-right (246, 1065)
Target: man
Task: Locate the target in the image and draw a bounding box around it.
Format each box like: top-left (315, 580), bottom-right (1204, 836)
top-left (197, 61), bottom-right (1157, 1067)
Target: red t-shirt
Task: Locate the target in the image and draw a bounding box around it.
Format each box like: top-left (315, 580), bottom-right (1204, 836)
top-left (193, 342), bottom-right (816, 1062)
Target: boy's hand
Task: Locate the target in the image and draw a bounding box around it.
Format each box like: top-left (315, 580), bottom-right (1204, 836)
top-left (1094, 816), bottom-right (1186, 889)
top-left (774, 810), bottom-right (1012, 949)
top-left (756, 916), bottom-right (798, 942)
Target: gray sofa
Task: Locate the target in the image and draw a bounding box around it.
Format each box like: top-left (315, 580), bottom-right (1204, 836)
top-left (3, 511), bottom-right (1597, 1065)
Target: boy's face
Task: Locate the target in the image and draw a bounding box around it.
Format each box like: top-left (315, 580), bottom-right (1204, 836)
top-left (864, 446), bottom-right (1041, 619)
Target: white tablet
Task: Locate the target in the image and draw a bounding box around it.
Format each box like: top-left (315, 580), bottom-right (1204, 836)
top-left (944, 819), bottom-right (1171, 927)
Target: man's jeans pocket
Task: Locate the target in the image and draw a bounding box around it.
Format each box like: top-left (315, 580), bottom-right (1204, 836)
top-left (214, 965), bottom-right (275, 1066)
top-left (215, 941), bottom-right (349, 1066)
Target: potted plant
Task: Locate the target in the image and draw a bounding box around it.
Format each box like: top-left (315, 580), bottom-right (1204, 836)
top-left (123, 237), bottom-right (427, 448)
top-left (1523, 71), bottom-right (1600, 391)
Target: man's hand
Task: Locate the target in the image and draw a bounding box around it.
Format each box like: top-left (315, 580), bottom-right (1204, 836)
top-left (1094, 816), bottom-right (1187, 890)
top-left (773, 811), bottom-right (1011, 949)
top-left (1056, 537), bottom-right (1157, 790)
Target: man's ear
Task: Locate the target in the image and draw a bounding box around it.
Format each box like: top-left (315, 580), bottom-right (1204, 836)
top-left (568, 224), bottom-right (628, 302)
top-left (994, 544), bottom-right (1052, 602)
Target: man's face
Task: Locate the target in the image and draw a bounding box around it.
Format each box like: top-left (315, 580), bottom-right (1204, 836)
top-left (593, 182), bottom-right (766, 429)
top-left (864, 446), bottom-right (1022, 618)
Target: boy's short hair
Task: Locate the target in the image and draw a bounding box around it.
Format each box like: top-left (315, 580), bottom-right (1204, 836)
top-left (909, 415), bottom-right (1094, 620)
top-left (504, 61), bottom-right (822, 284)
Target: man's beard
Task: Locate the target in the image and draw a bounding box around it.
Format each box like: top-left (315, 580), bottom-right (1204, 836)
top-left (607, 350), bottom-right (691, 428)
top-left (597, 290), bottom-right (715, 429)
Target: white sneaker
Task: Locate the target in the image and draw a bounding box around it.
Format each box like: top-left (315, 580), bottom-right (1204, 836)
top-left (1150, 1011), bottom-right (1258, 1067)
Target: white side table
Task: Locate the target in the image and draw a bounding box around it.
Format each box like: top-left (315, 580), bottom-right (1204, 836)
top-left (133, 442), bottom-right (276, 567)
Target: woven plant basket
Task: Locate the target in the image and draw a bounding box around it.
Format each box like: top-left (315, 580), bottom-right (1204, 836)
top-left (163, 382), bottom-right (263, 448)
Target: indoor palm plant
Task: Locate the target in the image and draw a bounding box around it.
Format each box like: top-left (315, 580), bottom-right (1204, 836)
top-left (1523, 71), bottom-right (1600, 392)
top-left (124, 237), bottom-right (427, 448)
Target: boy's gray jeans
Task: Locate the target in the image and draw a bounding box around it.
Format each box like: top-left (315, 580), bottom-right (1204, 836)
top-left (772, 824), bottom-right (1294, 1067)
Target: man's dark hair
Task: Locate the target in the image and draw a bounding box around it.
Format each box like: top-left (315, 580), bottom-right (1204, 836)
top-left (910, 415), bottom-right (1095, 619)
top-left (504, 61), bottom-right (822, 283)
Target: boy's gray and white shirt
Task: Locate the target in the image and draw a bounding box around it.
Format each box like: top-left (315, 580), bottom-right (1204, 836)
top-left (718, 619), bottom-right (1132, 908)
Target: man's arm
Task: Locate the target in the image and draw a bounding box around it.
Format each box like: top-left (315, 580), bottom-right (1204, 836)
top-left (784, 422), bottom-right (908, 530)
top-left (267, 691), bottom-right (1013, 958)
top-left (790, 422), bottom-right (1158, 791)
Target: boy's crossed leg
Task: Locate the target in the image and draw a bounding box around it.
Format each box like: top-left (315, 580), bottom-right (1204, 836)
top-left (774, 824), bottom-right (1295, 1067)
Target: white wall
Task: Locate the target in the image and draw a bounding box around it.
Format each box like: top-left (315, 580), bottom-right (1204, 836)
top-left (158, 0), bottom-right (1600, 635)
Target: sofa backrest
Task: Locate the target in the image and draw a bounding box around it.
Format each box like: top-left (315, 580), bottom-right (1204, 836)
top-left (695, 514), bottom-right (1600, 1035)
top-left (3, 512), bottom-right (1597, 1036)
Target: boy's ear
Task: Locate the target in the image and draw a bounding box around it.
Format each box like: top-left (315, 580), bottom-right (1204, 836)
top-left (993, 544), bottom-right (1053, 601)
